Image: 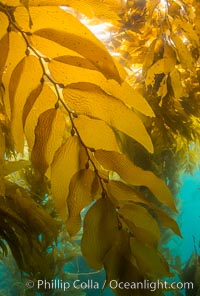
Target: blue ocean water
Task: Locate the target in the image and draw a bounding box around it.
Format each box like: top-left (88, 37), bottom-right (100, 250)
top-left (176, 170), bottom-right (200, 263)
top-left (0, 171), bottom-right (199, 296)
top-left (163, 170), bottom-right (200, 296)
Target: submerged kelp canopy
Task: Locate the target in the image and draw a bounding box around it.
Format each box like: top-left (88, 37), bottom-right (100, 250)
top-left (0, 0), bottom-right (199, 295)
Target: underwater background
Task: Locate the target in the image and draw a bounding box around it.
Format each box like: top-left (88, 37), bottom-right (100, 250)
top-left (0, 0), bottom-right (199, 295)
top-left (0, 170), bottom-right (199, 296)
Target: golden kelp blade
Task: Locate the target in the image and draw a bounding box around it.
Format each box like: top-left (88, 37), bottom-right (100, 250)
top-left (170, 33), bottom-right (194, 70)
top-left (145, 58), bottom-right (175, 87)
top-left (107, 180), bottom-right (150, 205)
top-left (143, 39), bottom-right (157, 74)
top-left (31, 108), bottom-right (66, 176)
top-left (0, 12), bottom-right (9, 40)
top-left (63, 83), bottom-right (154, 153)
top-left (1, 1), bottom-right (21, 5)
top-left (66, 169), bottom-right (95, 236)
top-left (51, 136), bottom-right (81, 220)
top-left (173, 18), bottom-right (199, 47)
top-left (154, 209), bottom-right (182, 237)
top-left (2, 32), bottom-right (27, 118)
top-left (9, 55), bottom-right (43, 152)
top-left (74, 115), bottom-right (120, 152)
top-left (48, 58), bottom-right (154, 116)
top-left (170, 69), bottom-right (184, 100)
top-left (108, 180), bottom-right (181, 238)
top-left (34, 27), bottom-right (121, 81)
top-left (81, 198), bottom-right (119, 270)
top-left (0, 34), bottom-right (9, 82)
top-left (48, 58), bottom-right (154, 117)
top-left (20, 0), bottom-right (33, 28)
top-left (102, 81), bottom-right (155, 117)
top-left (13, 6), bottom-right (121, 82)
top-left (119, 204), bottom-right (160, 245)
top-left (1, 0), bottom-right (122, 8)
top-left (49, 59), bottom-right (107, 86)
top-left (22, 84), bottom-right (43, 128)
top-left (29, 35), bottom-right (83, 59)
top-left (130, 238), bottom-right (170, 277)
top-left (24, 84), bottom-right (57, 150)
top-left (54, 55), bottom-right (99, 71)
top-left (95, 150), bottom-right (176, 211)
top-left (62, 0), bottom-right (121, 22)
top-left (103, 230), bottom-right (134, 285)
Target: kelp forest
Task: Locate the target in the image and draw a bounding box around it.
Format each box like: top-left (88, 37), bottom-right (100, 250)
top-left (0, 0), bottom-right (200, 295)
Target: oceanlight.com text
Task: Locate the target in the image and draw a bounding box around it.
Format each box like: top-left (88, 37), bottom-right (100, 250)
top-left (25, 279), bottom-right (194, 292)
top-left (108, 279), bottom-right (194, 292)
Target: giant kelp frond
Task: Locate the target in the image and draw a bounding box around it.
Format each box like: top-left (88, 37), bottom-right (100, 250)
top-left (0, 183), bottom-right (58, 278)
top-left (103, 0), bottom-right (200, 190)
top-left (42, 0), bottom-right (200, 186)
top-left (0, 1), bottom-right (188, 294)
